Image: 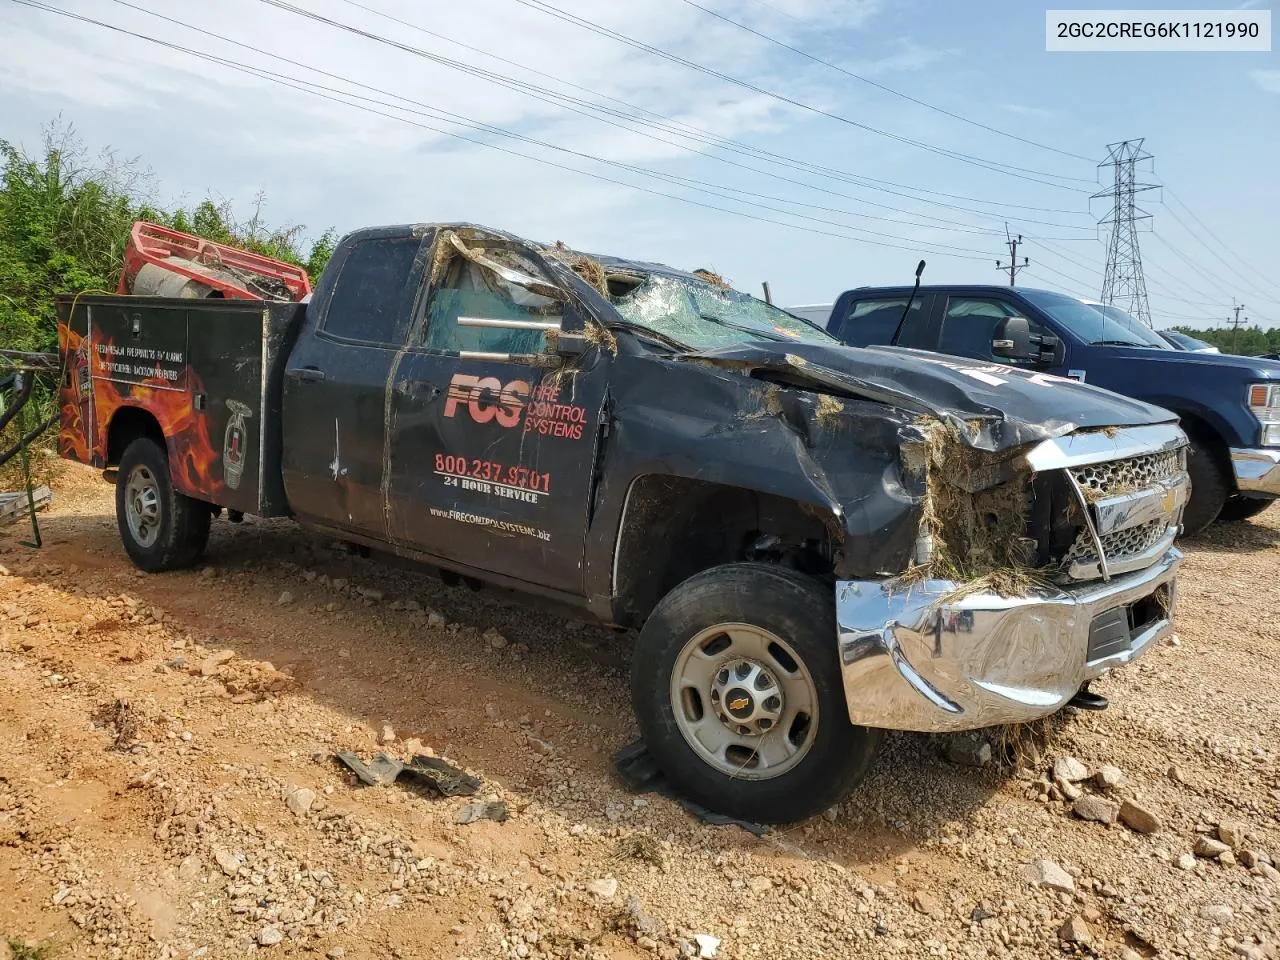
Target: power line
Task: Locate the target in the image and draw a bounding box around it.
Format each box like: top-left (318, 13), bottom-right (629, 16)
top-left (1157, 195), bottom-right (1280, 305)
top-left (246, 0), bottom-right (1098, 230)
top-left (677, 0), bottom-right (1096, 163)
top-left (333, 0), bottom-right (1093, 217)
top-left (91, 0), bottom-right (1020, 247)
top-left (1020, 261), bottom-right (1095, 299)
top-left (1163, 188), bottom-right (1280, 301)
top-left (325, 0), bottom-right (1099, 219)
top-left (499, 0), bottom-right (1093, 188)
top-left (11, 0), bottom-right (1001, 262)
top-left (99, 0), bottom-right (1012, 241)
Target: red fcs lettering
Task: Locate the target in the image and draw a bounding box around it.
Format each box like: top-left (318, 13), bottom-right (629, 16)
top-left (444, 374), bottom-right (530, 428)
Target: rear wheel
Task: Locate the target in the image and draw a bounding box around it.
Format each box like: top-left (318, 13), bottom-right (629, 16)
top-left (116, 437), bottom-right (211, 572)
top-left (631, 563), bottom-right (881, 824)
top-left (1216, 496), bottom-right (1275, 524)
top-left (1182, 437), bottom-right (1230, 536)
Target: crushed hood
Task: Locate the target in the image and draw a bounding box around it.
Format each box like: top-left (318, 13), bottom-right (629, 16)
top-left (687, 341), bottom-right (1177, 453)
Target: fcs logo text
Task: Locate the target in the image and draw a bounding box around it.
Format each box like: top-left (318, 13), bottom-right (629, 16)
top-left (444, 374), bottom-right (530, 428)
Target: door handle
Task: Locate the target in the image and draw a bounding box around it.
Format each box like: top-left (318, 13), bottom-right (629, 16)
top-left (288, 366), bottom-right (326, 382)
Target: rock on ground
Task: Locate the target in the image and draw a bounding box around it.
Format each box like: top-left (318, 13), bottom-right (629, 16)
top-left (1118, 799), bottom-right (1162, 834)
top-left (1059, 915), bottom-right (1093, 945)
top-left (1053, 756), bottom-right (1089, 783)
top-left (1072, 795), bottom-right (1119, 825)
top-left (587, 877), bottom-right (619, 900)
top-left (1194, 836), bottom-right (1231, 858)
top-left (1023, 859), bottom-right (1075, 893)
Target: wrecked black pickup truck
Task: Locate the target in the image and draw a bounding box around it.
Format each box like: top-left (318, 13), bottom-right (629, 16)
top-left (55, 223), bottom-right (1189, 823)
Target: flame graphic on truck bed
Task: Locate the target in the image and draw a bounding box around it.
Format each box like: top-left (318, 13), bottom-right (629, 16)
top-left (57, 321), bottom-right (226, 500)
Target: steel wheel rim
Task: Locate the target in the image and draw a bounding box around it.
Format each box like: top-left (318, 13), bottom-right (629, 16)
top-left (669, 621), bottom-right (819, 781)
top-left (124, 464), bottom-right (161, 548)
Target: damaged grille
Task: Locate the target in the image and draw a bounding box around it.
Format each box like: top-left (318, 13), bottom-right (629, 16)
top-left (1070, 448), bottom-right (1183, 498)
top-left (1064, 516), bottom-right (1171, 571)
top-left (1060, 445), bottom-right (1187, 581)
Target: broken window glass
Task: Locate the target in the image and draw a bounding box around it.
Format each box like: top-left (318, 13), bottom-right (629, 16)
top-left (422, 234), bottom-right (563, 355)
top-left (608, 275), bottom-right (839, 351)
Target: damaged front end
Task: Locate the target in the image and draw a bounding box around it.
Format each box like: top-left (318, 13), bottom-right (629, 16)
top-left (838, 421), bottom-right (1187, 732)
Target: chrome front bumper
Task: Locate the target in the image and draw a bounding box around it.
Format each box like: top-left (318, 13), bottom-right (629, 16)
top-left (1231, 448), bottom-right (1280, 496)
top-left (836, 548), bottom-right (1181, 732)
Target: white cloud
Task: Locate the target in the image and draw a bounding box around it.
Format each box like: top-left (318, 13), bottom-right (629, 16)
top-left (999, 103), bottom-right (1055, 119)
top-left (0, 0), bottom-right (916, 234)
top-left (1253, 70), bottom-right (1280, 94)
top-left (0, 0), bottom-right (1070, 295)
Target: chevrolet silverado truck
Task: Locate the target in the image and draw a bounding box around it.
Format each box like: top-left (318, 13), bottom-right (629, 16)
top-left (55, 224), bottom-right (1188, 823)
top-left (815, 284), bottom-right (1280, 534)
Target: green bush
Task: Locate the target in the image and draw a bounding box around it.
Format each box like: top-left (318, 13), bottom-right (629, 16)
top-left (0, 121), bottom-right (334, 354)
top-left (0, 121), bottom-right (336, 486)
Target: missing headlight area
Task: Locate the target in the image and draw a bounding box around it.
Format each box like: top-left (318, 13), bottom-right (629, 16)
top-left (899, 419), bottom-right (1089, 597)
top-left (901, 419), bottom-right (1040, 596)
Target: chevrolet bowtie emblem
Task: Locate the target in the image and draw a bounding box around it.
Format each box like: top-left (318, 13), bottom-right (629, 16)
top-left (1161, 487), bottom-right (1176, 512)
top-left (728, 697), bottom-right (750, 711)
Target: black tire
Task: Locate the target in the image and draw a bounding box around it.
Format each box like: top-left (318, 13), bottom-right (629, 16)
top-left (1216, 495), bottom-right (1275, 524)
top-left (115, 437), bottom-right (211, 572)
top-left (1182, 437), bottom-right (1231, 536)
top-left (631, 562), bottom-right (882, 824)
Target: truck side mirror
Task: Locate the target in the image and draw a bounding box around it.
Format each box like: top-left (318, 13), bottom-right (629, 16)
top-left (992, 316), bottom-right (1032, 360)
top-left (1038, 333), bottom-right (1065, 366)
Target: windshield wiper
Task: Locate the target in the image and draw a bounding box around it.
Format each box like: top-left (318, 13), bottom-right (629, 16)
top-left (698, 313), bottom-right (785, 341)
top-left (1090, 339), bottom-right (1157, 348)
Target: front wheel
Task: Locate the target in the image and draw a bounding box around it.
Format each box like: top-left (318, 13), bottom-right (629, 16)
top-left (1182, 438), bottom-right (1230, 536)
top-left (631, 563), bottom-right (882, 824)
top-left (116, 437), bottom-right (211, 572)
top-left (1216, 495), bottom-right (1275, 524)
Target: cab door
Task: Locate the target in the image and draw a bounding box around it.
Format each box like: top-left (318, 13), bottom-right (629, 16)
top-left (281, 232), bottom-right (425, 535)
top-left (385, 233), bottom-right (607, 595)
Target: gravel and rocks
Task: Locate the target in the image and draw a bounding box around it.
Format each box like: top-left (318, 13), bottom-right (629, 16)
top-left (1, 465), bottom-right (1278, 959)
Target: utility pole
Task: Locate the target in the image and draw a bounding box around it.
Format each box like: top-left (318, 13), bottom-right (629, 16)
top-left (1229, 299), bottom-right (1247, 354)
top-left (1093, 139), bottom-right (1160, 325)
top-left (996, 225), bottom-right (1029, 286)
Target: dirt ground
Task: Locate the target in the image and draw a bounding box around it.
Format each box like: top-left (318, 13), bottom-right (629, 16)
top-left (0, 462), bottom-right (1277, 960)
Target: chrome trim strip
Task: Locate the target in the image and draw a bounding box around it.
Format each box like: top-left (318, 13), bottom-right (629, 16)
top-left (1025, 423), bottom-right (1186, 472)
top-left (1066, 525), bottom-right (1177, 581)
top-left (1092, 476), bottom-right (1189, 536)
top-left (1065, 469), bottom-right (1111, 582)
top-left (457, 316), bottom-right (561, 331)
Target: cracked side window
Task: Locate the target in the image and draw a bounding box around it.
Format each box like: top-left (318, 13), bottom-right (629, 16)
top-left (423, 249), bottom-right (562, 356)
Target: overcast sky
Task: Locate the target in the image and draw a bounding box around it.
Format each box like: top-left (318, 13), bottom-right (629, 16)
top-left (1, 0), bottom-right (1278, 329)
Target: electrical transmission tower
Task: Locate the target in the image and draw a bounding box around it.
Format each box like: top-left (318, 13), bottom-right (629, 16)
top-left (1093, 139), bottom-right (1160, 325)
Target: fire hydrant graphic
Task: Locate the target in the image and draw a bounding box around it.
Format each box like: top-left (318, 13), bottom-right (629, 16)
top-left (224, 399), bottom-right (253, 490)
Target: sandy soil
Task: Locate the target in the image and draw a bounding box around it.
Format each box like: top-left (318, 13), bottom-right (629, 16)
top-left (0, 462), bottom-right (1276, 960)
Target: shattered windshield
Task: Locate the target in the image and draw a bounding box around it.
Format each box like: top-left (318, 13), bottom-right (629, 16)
top-left (607, 275), bottom-right (840, 350)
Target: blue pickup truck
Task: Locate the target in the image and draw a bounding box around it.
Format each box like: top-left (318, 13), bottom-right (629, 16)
top-left (809, 285), bottom-right (1280, 534)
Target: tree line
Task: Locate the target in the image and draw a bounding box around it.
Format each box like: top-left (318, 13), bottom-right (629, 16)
top-left (1171, 325), bottom-right (1280, 358)
top-left (1, 122), bottom-right (335, 353)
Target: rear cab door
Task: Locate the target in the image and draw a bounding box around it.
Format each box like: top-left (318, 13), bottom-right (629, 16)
top-left (280, 229), bottom-right (426, 536)
top-left (826, 289), bottom-right (939, 349)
